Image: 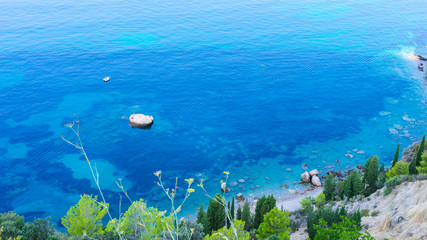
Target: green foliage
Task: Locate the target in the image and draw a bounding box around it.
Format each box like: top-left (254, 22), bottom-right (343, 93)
top-left (370, 210), bottom-right (380, 217)
top-left (204, 220), bottom-right (250, 240)
top-left (313, 217), bottom-right (374, 240)
top-left (113, 199), bottom-right (168, 239)
top-left (241, 200), bottom-right (251, 231)
top-left (343, 171), bottom-right (364, 199)
top-left (0, 211), bottom-right (25, 239)
top-left (409, 159), bottom-right (418, 175)
top-left (253, 195), bottom-right (276, 230)
top-left (226, 201), bottom-right (231, 229)
top-left (236, 206), bottom-right (242, 221)
top-left (364, 156), bottom-right (379, 195)
top-left (323, 174), bottom-right (336, 201)
top-left (361, 209), bottom-right (370, 217)
top-left (416, 152), bottom-right (427, 174)
top-left (379, 163), bottom-right (385, 174)
top-left (265, 235), bottom-right (280, 240)
top-left (0, 212), bottom-right (60, 240)
top-left (415, 135), bottom-right (426, 166)
top-left (197, 203), bottom-right (210, 235)
top-left (230, 198), bottom-right (235, 220)
top-left (61, 194), bottom-right (108, 237)
top-left (299, 197), bottom-right (313, 214)
top-left (22, 217), bottom-right (60, 240)
top-left (306, 206), bottom-right (349, 240)
top-left (334, 181), bottom-right (345, 200)
top-left (376, 173), bottom-right (386, 189)
top-left (179, 220), bottom-right (205, 240)
top-left (207, 194), bottom-right (226, 233)
top-left (392, 144), bottom-right (400, 167)
top-left (315, 193), bottom-right (326, 208)
top-left (386, 161), bottom-right (409, 180)
top-left (384, 176), bottom-right (404, 196)
top-left (256, 207), bottom-right (290, 240)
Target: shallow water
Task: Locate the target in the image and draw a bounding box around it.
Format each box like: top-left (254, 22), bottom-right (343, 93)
top-left (0, 0), bottom-right (427, 225)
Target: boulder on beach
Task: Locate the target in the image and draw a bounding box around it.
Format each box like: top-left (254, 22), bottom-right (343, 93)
top-left (129, 113), bottom-right (154, 128)
top-left (311, 175), bottom-right (321, 186)
top-left (301, 171), bottom-right (310, 182)
top-left (309, 169), bottom-right (319, 176)
top-left (221, 182), bottom-right (230, 193)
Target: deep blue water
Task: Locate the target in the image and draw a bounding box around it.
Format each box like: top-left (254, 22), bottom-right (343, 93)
top-left (1, 0), bottom-right (427, 226)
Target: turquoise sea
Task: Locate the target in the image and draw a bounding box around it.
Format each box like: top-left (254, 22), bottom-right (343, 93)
top-left (1, 0), bottom-right (427, 226)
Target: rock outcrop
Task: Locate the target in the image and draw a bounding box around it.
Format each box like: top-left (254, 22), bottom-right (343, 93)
top-left (301, 171), bottom-right (310, 182)
top-left (311, 175), bottom-right (321, 187)
top-left (129, 113), bottom-right (154, 128)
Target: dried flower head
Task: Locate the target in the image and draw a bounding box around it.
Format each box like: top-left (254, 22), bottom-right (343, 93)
top-left (153, 170), bottom-right (162, 177)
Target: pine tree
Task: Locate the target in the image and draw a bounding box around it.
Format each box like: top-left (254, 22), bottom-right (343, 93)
top-left (256, 207), bottom-right (291, 240)
top-left (241, 199), bottom-right (251, 231)
top-left (236, 205), bottom-right (242, 220)
top-left (379, 163), bottom-right (385, 174)
top-left (364, 156), bottom-right (379, 195)
top-left (254, 195), bottom-right (266, 230)
top-left (230, 198), bottom-right (235, 220)
top-left (253, 195), bottom-right (276, 230)
top-left (353, 172), bottom-right (364, 196)
top-left (392, 144), bottom-right (400, 167)
top-left (343, 174), bottom-right (353, 199)
top-left (416, 153), bottom-right (427, 174)
top-left (197, 203), bottom-right (210, 234)
top-left (207, 194), bottom-right (226, 232)
top-left (226, 201), bottom-right (231, 228)
top-left (415, 135), bottom-right (426, 166)
top-left (323, 174), bottom-right (336, 201)
top-left (409, 159), bottom-right (418, 175)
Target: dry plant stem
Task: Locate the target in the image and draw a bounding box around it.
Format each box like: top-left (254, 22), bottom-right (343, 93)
top-left (116, 179), bottom-right (156, 240)
top-left (62, 120), bottom-right (124, 240)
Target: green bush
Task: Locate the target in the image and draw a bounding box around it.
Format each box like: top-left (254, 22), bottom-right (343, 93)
top-left (204, 220), bottom-right (249, 240)
top-left (256, 207), bottom-right (290, 240)
top-left (0, 211), bottom-right (25, 239)
top-left (253, 195), bottom-right (276, 230)
top-left (361, 209), bottom-right (370, 217)
top-left (299, 197), bottom-right (314, 214)
top-left (315, 193), bottom-right (326, 208)
top-left (179, 220), bottom-right (205, 240)
top-left (241, 200), bottom-right (251, 231)
top-left (207, 194), bottom-right (226, 233)
top-left (364, 156), bottom-right (379, 195)
top-left (323, 174), bottom-right (336, 201)
top-left (313, 217), bottom-right (375, 240)
top-left (384, 176), bottom-right (404, 196)
top-left (370, 210), bottom-right (380, 217)
top-left (416, 152), bottom-right (427, 174)
top-left (386, 161), bottom-right (409, 180)
top-left (61, 194), bottom-right (108, 238)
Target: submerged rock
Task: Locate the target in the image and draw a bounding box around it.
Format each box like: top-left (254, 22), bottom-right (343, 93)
top-left (236, 193), bottom-right (245, 202)
top-left (345, 154), bottom-right (354, 158)
top-left (129, 113), bottom-right (154, 128)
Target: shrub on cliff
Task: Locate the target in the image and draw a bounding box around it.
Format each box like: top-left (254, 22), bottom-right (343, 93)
top-left (323, 174), bottom-right (336, 201)
top-left (61, 194), bottom-right (108, 238)
top-left (313, 217), bottom-right (374, 240)
top-left (417, 152), bottom-right (427, 174)
top-left (256, 207), bottom-right (290, 240)
top-left (392, 144), bottom-right (400, 167)
top-left (386, 161), bottom-right (409, 180)
top-left (364, 156), bottom-right (379, 195)
top-left (241, 200), bottom-right (251, 231)
top-left (253, 195), bottom-right (276, 230)
top-left (207, 194), bottom-right (226, 233)
top-left (197, 203), bottom-right (209, 235)
top-left (204, 220), bottom-right (249, 240)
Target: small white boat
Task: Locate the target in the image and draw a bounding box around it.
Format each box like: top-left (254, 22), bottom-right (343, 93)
top-left (103, 77), bottom-right (110, 82)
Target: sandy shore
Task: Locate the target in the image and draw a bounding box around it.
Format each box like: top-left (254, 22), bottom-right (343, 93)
top-left (276, 187), bottom-right (323, 212)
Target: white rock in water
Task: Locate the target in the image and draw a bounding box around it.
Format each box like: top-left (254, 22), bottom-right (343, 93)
top-left (389, 128), bottom-right (398, 135)
top-left (309, 169), bottom-right (319, 176)
top-left (379, 111), bottom-right (391, 116)
top-left (301, 171), bottom-right (310, 182)
top-left (345, 154), bottom-right (354, 158)
top-left (311, 175), bottom-right (322, 186)
top-left (129, 114), bottom-right (154, 128)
